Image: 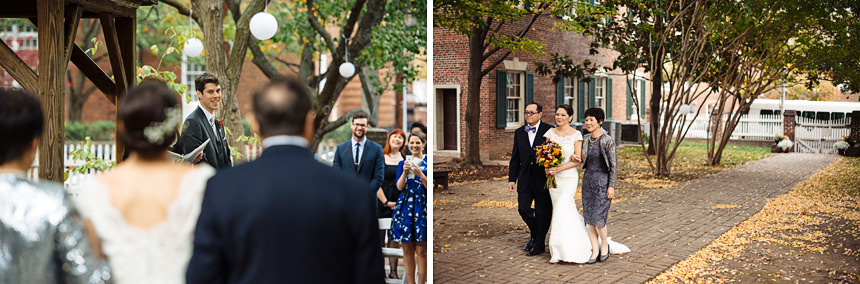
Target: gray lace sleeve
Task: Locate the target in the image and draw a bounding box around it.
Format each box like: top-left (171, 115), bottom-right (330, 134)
top-left (57, 195), bottom-right (113, 284)
top-left (603, 136), bottom-right (618, 188)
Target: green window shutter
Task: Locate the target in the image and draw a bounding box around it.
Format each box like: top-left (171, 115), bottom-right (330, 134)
top-left (496, 70), bottom-right (507, 128)
top-left (606, 77), bottom-right (613, 120)
top-left (577, 78), bottom-right (586, 122)
top-left (588, 76), bottom-right (596, 110)
top-left (524, 0), bottom-right (532, 12)
top-left (556, 78), bottom-right (565, 107)
top-left (640, 80), bottom-right (646, 118)
top-left (525, 72), bottom-right (534, 104)
top-left (627, 79), bottom-right (634, 118)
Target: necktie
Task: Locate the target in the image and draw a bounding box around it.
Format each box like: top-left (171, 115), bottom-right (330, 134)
top-left (209, 117), bottom-right (219, 139)
top-left (525, 125), bottom-right (536, 133)
top-left (354, 143), bottom-right (360, 172)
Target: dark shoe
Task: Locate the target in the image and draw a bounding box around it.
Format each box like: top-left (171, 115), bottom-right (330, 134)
top-left (388, 271), bottom-right (399, 279)
top-left (598, 245), bottom-right (610, 262)
top-left (526, 247), bottom-right (545, 256)
top-left (524, 238), bottom-right (535, 251)
top-left (586, 257), bottom-right (597, 264)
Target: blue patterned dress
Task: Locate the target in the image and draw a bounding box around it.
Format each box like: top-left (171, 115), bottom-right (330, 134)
top-left (390, 156), bottom-right (428, 242)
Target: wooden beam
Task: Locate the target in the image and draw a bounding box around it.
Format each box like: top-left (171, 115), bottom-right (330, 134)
top-left (37, 0), bottom-right (66, 182)
top-left (29, 16), bottom-right (117, 104)
top-left (0, 39), bottom-right (39, 94)
top-left (68, 0), bottom-right (137, 18)
top-left (64, 5), bottom-right (83, 65)
top-left (69, 44), bottom-right (117, 104)
top-left (115, 16), bottom-right (136, 163)
top-left (99, 13), bottom-right (128, 97)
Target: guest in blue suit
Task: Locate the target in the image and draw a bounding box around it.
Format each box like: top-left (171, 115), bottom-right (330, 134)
top-left (186, 77), bottom-right (384, 284)
top-left (331, 112), bottom-right (385, 213)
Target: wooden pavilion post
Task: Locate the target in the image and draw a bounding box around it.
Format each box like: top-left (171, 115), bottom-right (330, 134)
top-left (37, 0), bottom-right (65, 182)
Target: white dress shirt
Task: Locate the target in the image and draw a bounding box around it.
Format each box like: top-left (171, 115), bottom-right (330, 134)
top-left (351, 137), bottom-right (367, 165)
top-left (527, 120), bottom-right (541, 147)
top-left (262, 135), bottom-right (309, 149)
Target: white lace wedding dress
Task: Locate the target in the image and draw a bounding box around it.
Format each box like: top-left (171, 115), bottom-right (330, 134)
top-left (72, 167), bottom-right (215, 284)
top-left (544, 129), bottom-right (630, 263)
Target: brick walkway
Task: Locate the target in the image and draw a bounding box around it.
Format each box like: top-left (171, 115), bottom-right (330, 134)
top-left (433, 153), bottom-right (837, 283)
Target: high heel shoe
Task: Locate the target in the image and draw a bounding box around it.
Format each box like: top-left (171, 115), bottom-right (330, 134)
top-left (598, 244), bottom-right (610, 262)
top-left (586, 257), bottom-right (597, 264)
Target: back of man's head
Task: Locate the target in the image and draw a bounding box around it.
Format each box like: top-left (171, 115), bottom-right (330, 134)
top-left (252, 77), bottom-right (313, 137)
top-left (0, 88), bottom-right (43, 165)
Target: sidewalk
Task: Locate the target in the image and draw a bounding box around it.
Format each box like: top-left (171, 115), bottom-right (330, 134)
top-left (433, 153), bottom-right (837, 283)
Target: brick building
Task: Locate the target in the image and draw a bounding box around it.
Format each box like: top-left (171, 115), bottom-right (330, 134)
top-left (433, 12), bottom-right (653, 161)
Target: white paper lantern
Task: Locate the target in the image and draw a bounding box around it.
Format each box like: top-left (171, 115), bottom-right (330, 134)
top-left (250, 12), bottom-right (278, 40)
top-left (679, 104), bottom-right (691, 114)
top-left (339, 62), bottom-right (355, 78)
top-left (184, 38), bottom-right (203, 57)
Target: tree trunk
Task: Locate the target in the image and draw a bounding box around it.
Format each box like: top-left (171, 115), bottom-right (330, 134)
top-left (192, 0), bottom-right (264, 162)
top-left (463, 23), bottom-right (486, 168)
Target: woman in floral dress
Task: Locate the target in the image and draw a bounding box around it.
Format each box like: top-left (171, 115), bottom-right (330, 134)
top-left (391, 131), bottom-right (428, 284)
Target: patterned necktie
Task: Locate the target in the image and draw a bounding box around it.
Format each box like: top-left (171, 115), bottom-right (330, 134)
top-left (354, 143), bottom-right (360, 172)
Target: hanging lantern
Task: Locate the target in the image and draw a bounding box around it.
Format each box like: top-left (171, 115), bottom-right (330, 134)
top-left (184, 38), bottom-right (203, 57)
top-left (679, 104), bottom-right (691, 114)
top-left (250, 12), bottom-right (278, 40)
top-left (339, 62), bottom-right (355, 78)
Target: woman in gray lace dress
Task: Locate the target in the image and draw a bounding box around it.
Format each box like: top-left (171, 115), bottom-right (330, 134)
top-left (580, 107), bottom-right (618, 262)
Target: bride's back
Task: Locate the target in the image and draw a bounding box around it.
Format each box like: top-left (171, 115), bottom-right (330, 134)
top-left (98, 163), bottom-right (196, 229)
top-left (72, 82), bottom-right (216, 284)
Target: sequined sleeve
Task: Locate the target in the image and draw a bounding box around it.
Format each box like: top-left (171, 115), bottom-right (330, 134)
top-left (56, 195), bottom-right (113, 284)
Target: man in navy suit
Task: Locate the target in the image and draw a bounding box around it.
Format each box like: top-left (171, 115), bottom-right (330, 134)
top-left (508, 101), bottom-right (554, 256)
top-left (186, 77), bottom-right (384, 284)
top-left (332, 112), bottom-right (385, 213)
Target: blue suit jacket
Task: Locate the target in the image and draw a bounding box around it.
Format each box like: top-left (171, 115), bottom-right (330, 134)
top-left (331, 139), bottom-right (385, 193)
top-left (186, 145), bottom-right (384, 284)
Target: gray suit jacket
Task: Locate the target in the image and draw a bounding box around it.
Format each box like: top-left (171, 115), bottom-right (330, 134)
top-left (580, 128), bottom-right (618, 188)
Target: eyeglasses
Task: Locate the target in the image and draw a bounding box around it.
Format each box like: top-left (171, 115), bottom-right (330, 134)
top-left (524, 111), bottom-right (540, 116)
top-left (353, 123), bottom-right (368, 128)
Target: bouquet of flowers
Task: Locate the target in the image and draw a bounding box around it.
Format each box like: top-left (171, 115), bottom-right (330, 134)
top-left (535, 139), bottom-right (565, 189)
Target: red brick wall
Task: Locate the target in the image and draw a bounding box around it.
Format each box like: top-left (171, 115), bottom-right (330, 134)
top-left (434, 14), bottom-right (651, 160)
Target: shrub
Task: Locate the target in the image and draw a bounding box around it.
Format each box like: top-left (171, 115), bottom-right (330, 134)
top-left (65, 120), bottom-right (116, 141)
top-left (778, 139), bottom-right (793, 151)
top-left (835, 141), bottom-right (850, 150)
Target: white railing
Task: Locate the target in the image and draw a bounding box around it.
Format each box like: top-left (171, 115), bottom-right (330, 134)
top-left (680, 114), bottom-right (784, 141)
top-left (28, 141), bottom-right (339, 184)
top-left (794, 116), bottom-right (851, 154)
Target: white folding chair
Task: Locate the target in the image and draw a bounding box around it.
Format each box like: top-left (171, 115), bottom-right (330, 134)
top-left (378, 218), bottom-right (406, 284)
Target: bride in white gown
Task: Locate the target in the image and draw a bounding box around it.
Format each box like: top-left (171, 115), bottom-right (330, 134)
top-left (72, 83), bottom-right (214, 284)
top-left (544, 105), bottom-right (630, 264)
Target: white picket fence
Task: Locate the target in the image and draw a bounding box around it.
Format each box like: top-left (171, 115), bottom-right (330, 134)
top-left (794, 116), bottom-right (851, 154)
top-left (28, 142), bottom-right (338, 187)
top-left (682, 114), bottom-right (784, 141)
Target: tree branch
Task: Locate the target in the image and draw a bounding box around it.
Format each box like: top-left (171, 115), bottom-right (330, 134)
top-left (160, 0), bottom-right (199, 22)
top-left (306, 0), bottom-right (337, 55)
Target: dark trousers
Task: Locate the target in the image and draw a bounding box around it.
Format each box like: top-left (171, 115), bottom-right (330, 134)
top-left (517, 185), bottom-right (552, 250)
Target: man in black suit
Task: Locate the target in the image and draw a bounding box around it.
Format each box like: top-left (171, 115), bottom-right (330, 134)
top-left (186, 77), bottom-right (384, 284)
top-left (331, 112), bottom-right (385, 212)
top-left (182, 73), bottom-right (232, 169)
top-left (508, 101), bottom-right (554, 256)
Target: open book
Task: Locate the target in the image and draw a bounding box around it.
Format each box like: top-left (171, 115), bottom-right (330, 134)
top-left (168, 139), bottom-right (209, 163)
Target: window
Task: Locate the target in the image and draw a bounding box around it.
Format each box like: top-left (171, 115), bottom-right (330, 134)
top-left (564, 77), bottom-right (577, 109)
top-left (506, 72), bottom-right (524, 127)
top-left (181, 57), bottom-right (205, 101)
top-left (594, 77), bottom-right (606, 109)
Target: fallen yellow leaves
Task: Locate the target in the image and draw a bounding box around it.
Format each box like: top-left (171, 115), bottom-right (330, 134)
top-left (473, 200), bottom-right (519, 209)
top-left (434, 199), bottom-right (454, 206)
top-left (711, 204), bottom-right (740, 209)
top-left (650, 157), bottom-right (860, 283)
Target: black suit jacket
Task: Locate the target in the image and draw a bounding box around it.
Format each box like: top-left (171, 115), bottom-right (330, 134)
top-left (508, 121), bottom-right (554, 193)
top-left (182, 107), bottom-right (232, 169)
top-left (331, 139), bottom-right (385, 193)
top-left (186, 145), bottom-right (385, 284)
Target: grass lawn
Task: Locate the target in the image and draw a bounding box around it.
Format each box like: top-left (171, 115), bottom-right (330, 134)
top-left (617, 141), bottom-right (773, 192)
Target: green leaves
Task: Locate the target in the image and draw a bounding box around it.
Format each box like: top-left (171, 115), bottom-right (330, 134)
top-left (64, 137), bottom-right (116, 182)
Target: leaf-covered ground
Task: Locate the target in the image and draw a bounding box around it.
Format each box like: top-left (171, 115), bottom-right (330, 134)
top-left (651, 157), bottom-right (860, 283)
top-left (434, 142), bottom-right (774, 254)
